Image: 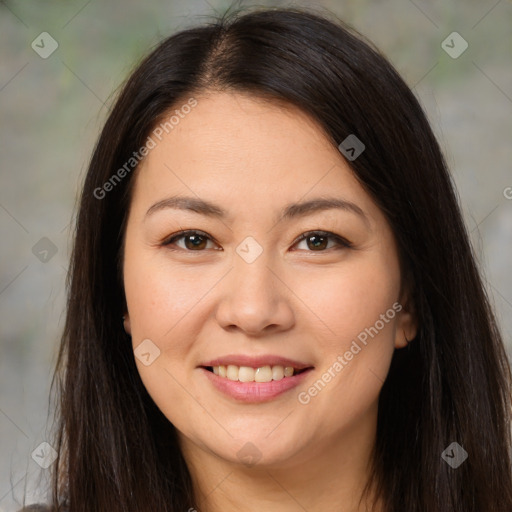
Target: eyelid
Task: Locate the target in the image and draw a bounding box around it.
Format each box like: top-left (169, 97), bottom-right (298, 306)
top-left (162, 229), bottom-right (352, 251)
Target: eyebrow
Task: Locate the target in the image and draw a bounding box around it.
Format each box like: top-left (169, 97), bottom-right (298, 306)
top-left (145, 195), bottom-right (369, 226)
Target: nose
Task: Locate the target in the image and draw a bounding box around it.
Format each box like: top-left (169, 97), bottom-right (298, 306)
top-left (214, 250), bottom-right (295, 337)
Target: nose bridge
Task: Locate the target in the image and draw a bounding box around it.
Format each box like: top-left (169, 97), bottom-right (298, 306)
top-left (215, 237), bottom-right (293, 334)
top-left (232, 241), bottom-right (277, 309)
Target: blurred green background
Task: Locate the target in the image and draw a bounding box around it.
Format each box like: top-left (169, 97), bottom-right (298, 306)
top-left (1, 0), bottom-right (511, 509)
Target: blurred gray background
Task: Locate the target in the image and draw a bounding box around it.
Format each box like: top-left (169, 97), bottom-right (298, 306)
top-left (1, 0), bottom-right (511, 509)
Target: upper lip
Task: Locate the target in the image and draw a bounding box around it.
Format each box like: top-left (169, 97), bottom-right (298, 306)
top-left (200, 354), bottom-right (313, 370)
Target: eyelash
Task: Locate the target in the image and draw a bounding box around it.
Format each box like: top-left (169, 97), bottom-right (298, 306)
top-left (161, 229), bottom-right (353, 252)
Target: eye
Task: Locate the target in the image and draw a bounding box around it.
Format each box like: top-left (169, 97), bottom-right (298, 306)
top-left (292, 230), bottom-right (352, 252)
top-left (162, 229), bottom-right (352, 252)
top-left (162, 230), bottom-right (220, 251)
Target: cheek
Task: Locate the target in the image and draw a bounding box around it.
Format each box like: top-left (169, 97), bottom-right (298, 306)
top-left (123, 251), bottom-right (206, 408)
top-left (124, 255), bottom-right (208, 433)
top-left (294, 250), bottom-right (401, 427)
top-left (293, 250), bottom-right (400, 354)
top-left (124, 249), bottom-right (207, 343)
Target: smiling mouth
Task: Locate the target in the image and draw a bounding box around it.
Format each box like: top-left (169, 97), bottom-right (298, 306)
top-left (203, 364), bottom-right (310, 383)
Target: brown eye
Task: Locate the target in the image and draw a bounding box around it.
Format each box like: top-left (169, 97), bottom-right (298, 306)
top-left (293, 231), bottom-right (352, 252)
top-left (163, 230), bottom-right (218, 251)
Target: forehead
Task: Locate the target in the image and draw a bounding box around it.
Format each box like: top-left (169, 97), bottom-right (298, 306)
top-left (129, 91), bottom-right (381, 225)
top-left (149, 91), bottom-right (337, 172)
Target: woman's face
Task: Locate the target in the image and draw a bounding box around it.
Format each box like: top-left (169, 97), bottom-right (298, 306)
top-left (122, 91), bottom-right (416, 469)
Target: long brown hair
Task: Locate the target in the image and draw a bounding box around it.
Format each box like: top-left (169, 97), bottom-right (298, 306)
top-left (29, 6), bottom-right (512, 511)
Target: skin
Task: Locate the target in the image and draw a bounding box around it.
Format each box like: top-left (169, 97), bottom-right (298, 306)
top-left (122, 91), bottom-right (417, 512)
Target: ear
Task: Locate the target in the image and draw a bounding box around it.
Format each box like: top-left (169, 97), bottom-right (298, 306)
top-left (394, 296), bottom-right (418, 349)
top-left (123, 313), bottom-right (132, 336)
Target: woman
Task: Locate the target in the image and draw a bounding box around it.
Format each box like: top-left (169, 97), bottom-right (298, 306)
top-left (22, 6), bottom-right (512, 512)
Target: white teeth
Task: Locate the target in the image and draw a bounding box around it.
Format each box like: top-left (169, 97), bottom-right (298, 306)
top-left (272, 365), bottom-right (284, 380)
top-left (226, 365), bottom-right (239, 381)
top-left (210, 364), bottom-right (301, 382)
top-left (238, 366), bottom-right (255, 382)
top-left (255, 365), bottom-right (272, 382)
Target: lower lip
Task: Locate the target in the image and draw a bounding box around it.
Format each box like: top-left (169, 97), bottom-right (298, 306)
top-left (200, 367), bottom-right (313, 403)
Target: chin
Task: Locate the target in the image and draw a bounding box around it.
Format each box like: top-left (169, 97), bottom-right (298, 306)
top-left (205, 430), bottom-right (311, 469)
